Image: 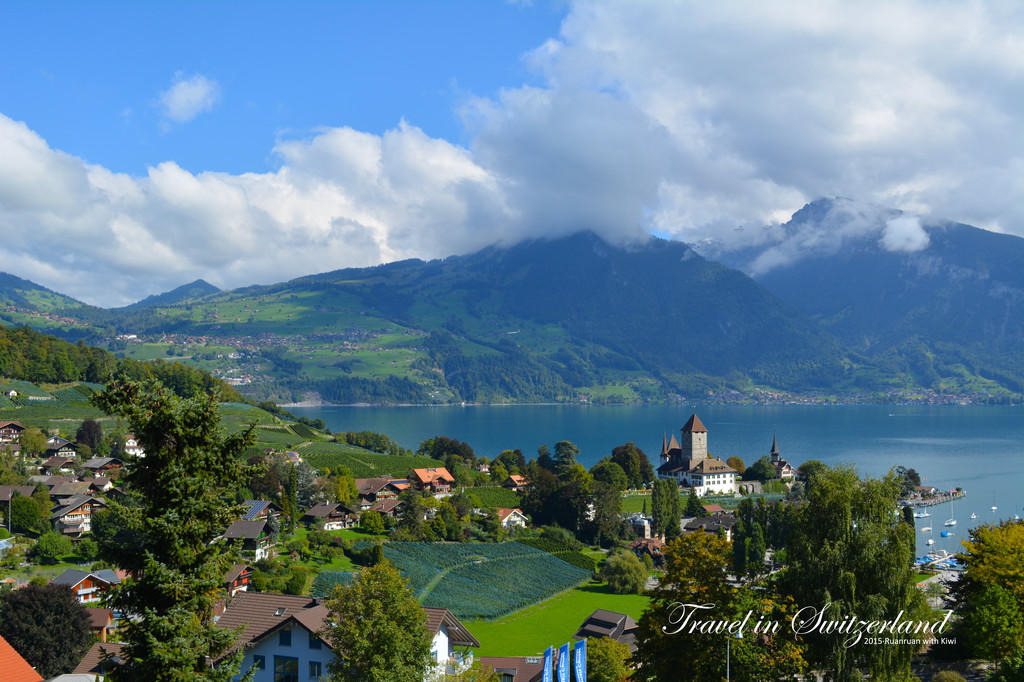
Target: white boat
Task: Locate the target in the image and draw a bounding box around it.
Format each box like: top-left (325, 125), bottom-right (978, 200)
top-left (970, 512), bottom-right (977, 519)
top-left (945, 497), bottom-right (956, 526)
top-left (919, 526), bottom-right (932, 532)
top-left (926, 538), bottom-right (935, 545)
top-left (914, 511), bottom-right (932, 518)
top-left (992, 505), bottom-right (998, 511)
top-left (945, 518), bottom-right (957, 526)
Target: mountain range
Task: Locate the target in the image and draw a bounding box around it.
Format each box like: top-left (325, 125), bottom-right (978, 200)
top-left (1, 198), bottom-right (1021, 404)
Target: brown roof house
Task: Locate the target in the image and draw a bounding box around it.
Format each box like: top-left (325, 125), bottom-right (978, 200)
top-left (216, 592), bottom-right (480, 680)
top-left (51, 568), bottom-right (121, 605)
top-left (575, 609), bottom-right (640, 653)
top-left (302, 501), bottom-right (359, 530)
top-left (411, 467), bottom-right (455, 497)
top-left (224, 519), bottom-right (276, 561)
top-left (50, 494), bottom-right (106, 537)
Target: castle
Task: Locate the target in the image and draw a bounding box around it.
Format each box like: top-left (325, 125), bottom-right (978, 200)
top-left (656, 414), bottom-right (737, 495)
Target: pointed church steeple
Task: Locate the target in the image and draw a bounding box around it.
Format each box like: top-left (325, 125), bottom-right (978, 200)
top-left (770, 430), bottom-right (780, 462)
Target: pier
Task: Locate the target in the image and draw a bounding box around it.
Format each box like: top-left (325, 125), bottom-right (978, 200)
top-left (904, 491), bottom-right (966, 508)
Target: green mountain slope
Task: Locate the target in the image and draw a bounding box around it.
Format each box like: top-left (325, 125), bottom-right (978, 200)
top-left (739, 199), bottom-right (1024, 396)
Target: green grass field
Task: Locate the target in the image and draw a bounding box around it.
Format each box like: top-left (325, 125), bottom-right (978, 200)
top-left (468, 580), bottom-right (650, 657)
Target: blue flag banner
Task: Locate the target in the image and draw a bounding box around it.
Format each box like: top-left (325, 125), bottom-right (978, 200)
top-left (558, 642), bottom-right (570, 682)
top-left (574, 638), bottom-right (586, 681)
top-left (543, 646), bottom-right (553, 682)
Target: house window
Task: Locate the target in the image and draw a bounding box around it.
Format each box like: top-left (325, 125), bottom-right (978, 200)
top-left (252, 655), bottom-right (266, 670)
top-left (279, 628), bottom-right (291, 646)
top-left (308, 631), bottom-right (321, 649)
top-left (274, 655), bottom-right (298, 682)
top-left (309, 661), bottom-right (322, 678)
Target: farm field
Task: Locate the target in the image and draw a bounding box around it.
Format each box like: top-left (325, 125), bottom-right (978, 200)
top-left (469, 581), bottom-right (650, 658)
top-left (363, 542), bottom-right (593, 621)
top-left (301, 443), bottom-right (443, 478)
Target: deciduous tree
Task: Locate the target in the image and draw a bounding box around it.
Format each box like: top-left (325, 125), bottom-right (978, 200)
top-left (601, 550), bottom-right (647, 594)
top-left (322, 561), bottom-right (432, 682)
top-left (33, 531), bottom-right (72, 564)
top-left (0, 583), bottom-right (92, 678)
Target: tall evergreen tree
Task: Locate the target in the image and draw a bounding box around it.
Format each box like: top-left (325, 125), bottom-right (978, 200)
top-left (92, 379), bottom-right (258, 681)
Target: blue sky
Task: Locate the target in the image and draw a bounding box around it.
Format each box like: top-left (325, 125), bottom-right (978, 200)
top-left (1, 2), bottom-right (561, 174)
top-left (1, 1), bottom-right (1022, 306)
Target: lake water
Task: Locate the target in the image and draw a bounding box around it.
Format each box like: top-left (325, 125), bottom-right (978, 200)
top-left (290, 404), bottom-right (1024, 556)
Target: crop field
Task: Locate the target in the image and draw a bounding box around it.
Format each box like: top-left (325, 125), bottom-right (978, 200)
top-left (361, 542), bottom-right (593, 621)
top-left (301, 444), bottom-right (442, 478)
top-left (466, 486), bottom-right (521, 509)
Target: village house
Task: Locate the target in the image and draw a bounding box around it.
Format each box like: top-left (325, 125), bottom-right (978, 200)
top-left (85, 607), bottom-right (116, 642)
top-left (45, 435), bottom-right (78, 459)
top-left (216, 592), bottom-right (480, 682)
top-left (503, 474), bottom-right (528, 492)
top-left (683, 514), bottom-right (737, 542)
top-left (72, 641), bottom-right (125, 678)
top-left (123, 433), bottom-right (144, 457)
top-left (224, 519), bottom-right (276, 561)
top-left (495, 507), bottom-right (528, 529)
top-left (51, 568), bottom-right (122, 604)
top-left (81, 456), bottom-right (125, 474)
top-left (225, 564), bottom-right (253, 597)
top-left (41, 455), bottom-right (76, 474)
top-left (411, 467), bottom-right (455, 497)
top-left (656, 414), bottom-right (737, 496)
top-left (302, 501), bottom-right (360, 530)
top-left (370, 498), bottom-right (403, 518)
top-left (354, 477), bottom-right (402, 510)
top-left (0, 420), bottom-right (24, 444)
top-left (50, 494), bottom-right (106, 537)
top-left (241, 499), bottom-right (283, 522)
top-left (575, 609), bottom-right (639, 653)
top-left (629, 537), bottom-right (665, 565)
top-left (477, 656), bottom-right (544, 682)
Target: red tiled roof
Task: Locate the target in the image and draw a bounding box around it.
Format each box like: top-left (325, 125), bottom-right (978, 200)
top-left (0, 634), bottom-right (42, 682)
top-left (682, 414), bottom-right (707, 433)
top-left (411, 467), bottom-right (454, 484)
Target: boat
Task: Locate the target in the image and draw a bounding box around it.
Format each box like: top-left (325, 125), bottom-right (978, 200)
top-left (945, 497), bottom-right (957, 526)
top-left (926, 538), bottom-right (935, 545)
top-left (970, 512), bottom-right (977, 519)
top-left (919, 526), bottom-right (932, 532)
top-left (914, 511), bottom-right (932, 518)
top-left (944, 518), bottom-right (957, 526)
top-left (941, 531), bottom-right (951, 537)
top-left (992, 505), bottom-right (998, 511)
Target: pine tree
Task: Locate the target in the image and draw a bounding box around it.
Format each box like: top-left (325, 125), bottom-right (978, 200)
top-left (92, 379), bottom-right (258, 681)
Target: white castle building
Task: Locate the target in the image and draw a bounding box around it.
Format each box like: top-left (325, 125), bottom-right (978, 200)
top-left (656, 414), bottom-right (737, 496)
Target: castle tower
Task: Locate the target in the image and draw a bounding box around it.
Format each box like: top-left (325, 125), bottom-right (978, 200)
top-left (680, 414), bottom-right (708, 467)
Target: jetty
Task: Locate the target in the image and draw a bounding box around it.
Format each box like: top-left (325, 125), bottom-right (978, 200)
top-left (903, 490), bottom-right (966, 508)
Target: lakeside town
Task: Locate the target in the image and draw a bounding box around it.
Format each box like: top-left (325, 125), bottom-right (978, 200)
top-left (0, 383), bottom-right (1015, 681)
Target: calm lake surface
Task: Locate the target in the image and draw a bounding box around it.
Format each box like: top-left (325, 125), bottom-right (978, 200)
top-left (290, 404), bottom-right (1024, 556)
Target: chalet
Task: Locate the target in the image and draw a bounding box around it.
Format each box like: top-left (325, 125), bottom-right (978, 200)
top-left (42, 455), bottom-right (76, 474)
top-left (225, 519), bottom-right (275, 560)
top-left (370, 498), bottom-right (403, 518)
top-left (630, 537), bottom-right (665, 565)
top-left (354, 477), bottom-right (402, 509)
top-left (45, 435), bottom-right (78, 459)
top-left (411, 467), bottom-right (455, 497)
top-left (50, 480), bottom-right (92, 501)
top-left (217, 592), bottom-right (480, 682)
top-left (656, 414), bottom-right (737, 495)
top-left (81, 457), bottom-right (125, 473)
top-left (241, 499), bottom-right (283, 522)
top-left (0, 420), bottom-right (24, 444)
top-left (123, 434), bottom-right (144, 458)
top-left (225, 563), bottom-right (253, 596)
top-left (702, 504), bottom-right (727, 516)
top-left (0, 633), bottom-right (42, 682)
top-left (496, 507), bottom-right (528, 529)
top-left (28, 474), bottom-right (73, 490)
top-left (768, 433), bottom-right (797, 480)
top-left (85, 607), bottom-right (115, 642)
top-left (503, 474), bottom-right (528, 492)
top-left (575, 609), bottom-right (639, 653)
top-left (84, 476), bottom-right (113, 493)
top-left (302, 501), bottom-right (359, 530)
top-left (684, 514), bottom-right (737, 542)
top-left (51, 494), bottom-right (106, 536)
top-left (51, 568), bottom-right (121, 604)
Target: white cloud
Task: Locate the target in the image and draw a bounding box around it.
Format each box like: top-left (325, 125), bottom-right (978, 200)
top-left (2, 1), bottom-right (1023, 304)
top-left (157, 72), bottom-right (220, 123)
top-left (880, 216), bottom-right (930, 253)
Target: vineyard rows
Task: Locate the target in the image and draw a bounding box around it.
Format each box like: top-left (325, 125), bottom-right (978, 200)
top-left (356, 542), bottom-right (593, 621)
